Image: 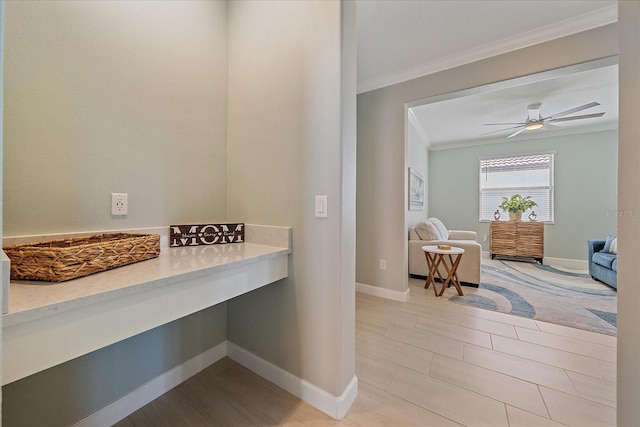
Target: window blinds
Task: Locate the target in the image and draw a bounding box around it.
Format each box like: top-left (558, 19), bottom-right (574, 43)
top-left (479, 153), bottom-right (554, 222)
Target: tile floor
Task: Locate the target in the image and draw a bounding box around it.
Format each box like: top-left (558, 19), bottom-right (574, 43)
top-left (351, 278), bottom-right (616, 426)
top-left (118, 278), bottom-right (617, 426)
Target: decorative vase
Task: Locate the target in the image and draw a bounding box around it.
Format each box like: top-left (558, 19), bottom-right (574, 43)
top-left (509, 212), bottom-right (522, 221)
top-left (528, 211), bottom-right (537, 221)
top-left (494, 210), bottom-right (500, 220)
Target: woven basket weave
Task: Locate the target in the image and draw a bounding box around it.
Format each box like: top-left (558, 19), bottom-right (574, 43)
top-left (3, 233), bottom-right (161, 282)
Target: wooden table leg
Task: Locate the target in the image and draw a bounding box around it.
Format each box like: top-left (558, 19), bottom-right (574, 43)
top-left (424, 252), bottom-right (442, 296)
top-left (438, 253), bottom-right (464, 296)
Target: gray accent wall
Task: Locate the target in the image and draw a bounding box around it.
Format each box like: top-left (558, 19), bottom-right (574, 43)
top-left (2, 0), bottom-right (356, 424)
top-left (225, 1), bottom-right (356, 397)
top-left (3, 1), bottom-right (229, 236)
top-left (428, 130), bottom-right (617, 261)
top-left (2, 2), bottom-right (230, 425)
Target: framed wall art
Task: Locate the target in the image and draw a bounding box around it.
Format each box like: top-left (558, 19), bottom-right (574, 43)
top-left (408, 167), bottom-right (424, 211)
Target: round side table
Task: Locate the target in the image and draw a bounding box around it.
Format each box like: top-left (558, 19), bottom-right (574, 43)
top-left (421, 245), bottom-right (465, 297)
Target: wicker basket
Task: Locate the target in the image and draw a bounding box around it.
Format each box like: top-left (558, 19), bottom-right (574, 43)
top-left (3, 233), bottom-right (161, 282)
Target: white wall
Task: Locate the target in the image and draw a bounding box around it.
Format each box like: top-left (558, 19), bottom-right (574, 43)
top-left (2, 2), bottom-right (233, 425)
top-left (3, 0), bottom-right (229, 235)
top-left (356, 24), bottom-right (618, 292)
top-left (3, 1), bottom-right (357, 421)
top-left (616, 2), bottom-right (640, 424)
top-left (4, 0), bottom-right (357, 421)
top-left (226, 0), bottom-right (356, 406)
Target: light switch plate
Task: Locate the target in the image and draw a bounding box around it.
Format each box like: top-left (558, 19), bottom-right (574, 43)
top-left (315, 195), bottom-right (328, 218)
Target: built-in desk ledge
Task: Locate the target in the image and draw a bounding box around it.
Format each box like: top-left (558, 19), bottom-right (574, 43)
top-left (1, 224), bottom-right (292, 385)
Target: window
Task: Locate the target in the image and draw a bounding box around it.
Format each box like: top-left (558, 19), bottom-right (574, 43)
top-left (479, 153), bottom-right (554, 222)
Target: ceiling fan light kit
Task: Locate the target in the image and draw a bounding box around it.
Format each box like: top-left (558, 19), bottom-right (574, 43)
top-left (525, 122), bottom-right (544, 131)
top-left (483, 101), bottom-right (605, 139)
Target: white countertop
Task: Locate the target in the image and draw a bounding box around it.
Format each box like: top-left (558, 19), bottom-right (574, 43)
top-left (5, 242), bottom-right (289, 328)
top-left (2, 224), bottom-right (292, 384)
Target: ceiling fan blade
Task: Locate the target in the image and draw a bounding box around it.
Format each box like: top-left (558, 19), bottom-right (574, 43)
top-left (483, 122), bottom-right (526, 126)
top-left (480, 125), bottom-right (525, 136)
top-left (544, 102), bottom-right (600, 120)
top-left (543, 123), bottom-right (561, 130)
top-left (507, 128), bottom-right (526, 139)
top-left (547, 112), bottom-right (605, 123)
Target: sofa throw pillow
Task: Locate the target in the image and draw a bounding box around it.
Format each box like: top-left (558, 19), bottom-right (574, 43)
top-left (609, 237), bottom-right (618, 254)
top-left (428, 217), bottom-right (449, 241)
top-left (603, 234), bottom-right (616, 253)
top-left (414, 220), bottom-right (441, 241)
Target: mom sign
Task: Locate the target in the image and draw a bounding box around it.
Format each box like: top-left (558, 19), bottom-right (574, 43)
top-left (170, 223), bottom-right (245, 247)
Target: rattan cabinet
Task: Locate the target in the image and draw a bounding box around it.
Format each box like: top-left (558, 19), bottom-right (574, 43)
top-left (490, 221), bottom-right (544, 264)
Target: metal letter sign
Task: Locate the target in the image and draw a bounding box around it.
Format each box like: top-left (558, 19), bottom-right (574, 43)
top-left (169, 223), bottom-right (245, 247)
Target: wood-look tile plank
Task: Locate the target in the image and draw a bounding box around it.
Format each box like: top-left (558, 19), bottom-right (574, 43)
top-left (113, 410), bottom-right (155, 427)
top-left (355, 353), bottom-right (398, 390)
top-left (540, 386), bottom-right (616, 427)
top-left (356, 329), bottom-right (434, 374)
top-left (591, 358), bottom-right (616, 383)
top-left (357, 300), bottom-right (419, 327)
top-left (195, 362), bottom-right (301, 426)
top-left (356, 305), bottom-right (418, 333)
top-left (463, 343), bottom-right (578, 395)
top-left (566, 371), bottom-right (616, 408)
top-left (346, 381), bottom-right (463, 427)
top-left (138, 392), bottom-right (211, 427)
top-left (414, 315), bottom-right (493, 348)
top-left (402, 286), bottom-right (521, 339)
top-left (355, 312), bottom-right (393, 335)
top-left (492, 335), bottom-right (602, 377)
top-left (505, 405), bottom-right (569, 427)
top-left (448, 312), bottom-right (519, 338)
top-left (384, 324), bottom-right (464, 360)
top-left (388, 366), bottom-right (510, 427)
top-left (282, 401), bottom-right (361, 426)
top-left (515, 327), bottom-right (616, 363)
top-left (429, 354), bottom-right (549, 418)
top-left (463, 305), bottom-right (540, 330)
top-left (175, 369), bottom-right (248, 426)
top-left (534, 320), bottom-right (617, 348)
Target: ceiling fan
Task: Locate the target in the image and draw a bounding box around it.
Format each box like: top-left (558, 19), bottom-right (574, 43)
top-left (483, 102), bottom-right (605, 139)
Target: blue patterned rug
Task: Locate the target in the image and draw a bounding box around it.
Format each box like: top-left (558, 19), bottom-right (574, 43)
top-left (449, 259), bottom-right (617, 336)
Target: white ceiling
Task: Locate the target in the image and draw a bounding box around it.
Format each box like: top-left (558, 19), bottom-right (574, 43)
top-left (356, 0), bottom-right (619, 147)
top-left (410, 62), bottom-right (618, 147)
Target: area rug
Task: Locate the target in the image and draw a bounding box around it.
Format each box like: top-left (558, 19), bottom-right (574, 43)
top-left (448, 259), bottom-right (617, 336)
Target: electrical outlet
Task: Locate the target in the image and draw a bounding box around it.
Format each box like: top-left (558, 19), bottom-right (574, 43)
top-left (111, 193), bottom-right (128, 216)
top-left (379, 259), bottom-right (387, 270)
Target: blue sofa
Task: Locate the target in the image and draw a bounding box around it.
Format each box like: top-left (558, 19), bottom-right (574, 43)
top-left (588, 239), bottom-right (617, 290)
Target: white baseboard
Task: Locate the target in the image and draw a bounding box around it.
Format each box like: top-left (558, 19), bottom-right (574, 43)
top-left (356, 282), bottom-right (410, 302)
top-left (72, 340), bottom-right (357, 426)
top-left (227, 342), bottom-right (358, 420)
top-left (72, 342), bottom-right (228, 427)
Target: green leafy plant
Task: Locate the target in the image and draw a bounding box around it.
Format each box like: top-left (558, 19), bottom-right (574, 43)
top-left (498, 194), bottom-right (537, 213)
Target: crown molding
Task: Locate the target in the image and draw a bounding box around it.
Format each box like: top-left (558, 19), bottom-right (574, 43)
top-left (407, 109), bottom-right (430, 147)
top-left (357, 5), bottom-right (618, 94)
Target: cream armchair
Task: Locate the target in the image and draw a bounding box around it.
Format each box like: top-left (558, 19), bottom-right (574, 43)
top-left (408, 218), bottom-right (481, 286)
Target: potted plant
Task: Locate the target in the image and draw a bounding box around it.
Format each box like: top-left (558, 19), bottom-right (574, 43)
top-left (498, 194), bottom-right (537, 221)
